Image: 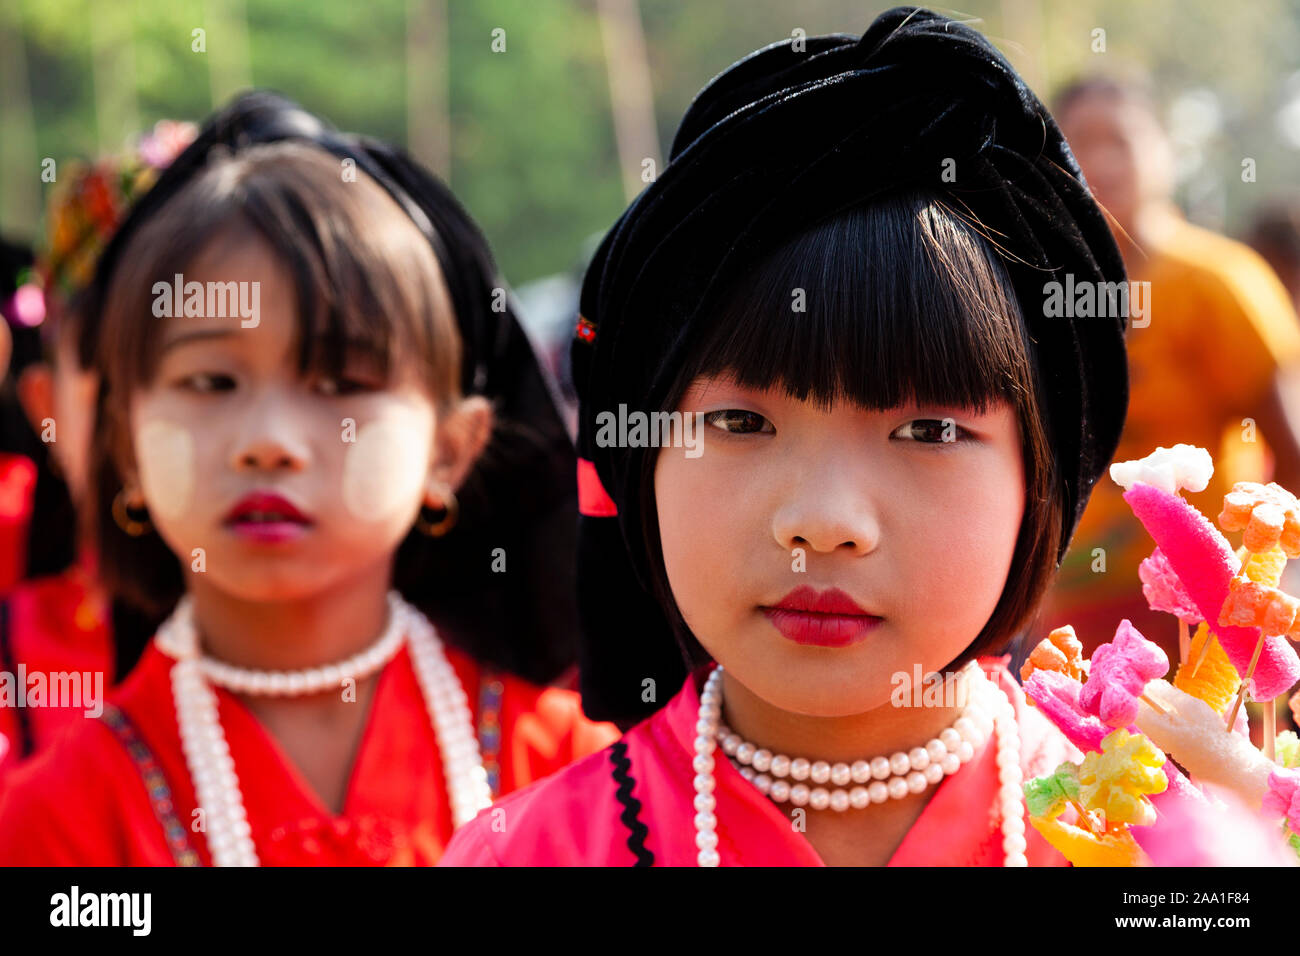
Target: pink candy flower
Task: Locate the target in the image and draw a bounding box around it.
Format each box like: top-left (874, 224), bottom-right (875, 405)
top-left (1138, 547), bottom-right (1200, 624)
top-left (1263, 767), bottom-right (1300, 832)
top-left (1079, 620), bottom-right (1170, 728)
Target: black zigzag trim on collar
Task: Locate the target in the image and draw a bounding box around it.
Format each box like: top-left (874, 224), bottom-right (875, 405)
top-left (609, 741), bottom-right (654, 866)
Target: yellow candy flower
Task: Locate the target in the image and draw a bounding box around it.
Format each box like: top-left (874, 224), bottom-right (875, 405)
top-left (1078, 729), bottom-right (1167, 828)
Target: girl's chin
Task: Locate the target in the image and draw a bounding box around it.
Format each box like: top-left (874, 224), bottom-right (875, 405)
top-left (187, 544), bottom-right (400, 604)
top-left (196, 577), bottom-right (327, 603)
top-left (753, 688), bottom-right (898, 720)
top-left (187, 559), bottom-right (342, 603)
top-left (734, 653), bottom-right (981, 719)
top-left (723, 664), bottom-right (900, 718)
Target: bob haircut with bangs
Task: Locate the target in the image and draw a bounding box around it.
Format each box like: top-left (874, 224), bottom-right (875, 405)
top-left (92, 140), bottom-right (463, 618)
top-left (638, 187), bottom-right (1063, 675)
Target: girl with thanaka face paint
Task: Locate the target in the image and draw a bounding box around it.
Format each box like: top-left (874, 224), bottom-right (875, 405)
top-left (0, 94), bottom-right (617, 866)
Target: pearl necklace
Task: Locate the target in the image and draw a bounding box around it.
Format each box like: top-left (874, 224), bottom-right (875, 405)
top-left (692, 665), bottom-right (1028, 866)
top-left (715, 663), bottom-right (991, 811)
top-left (157, 597), bottom-right (408, 696)
top-left (157, 592), bottom-right (493, 866)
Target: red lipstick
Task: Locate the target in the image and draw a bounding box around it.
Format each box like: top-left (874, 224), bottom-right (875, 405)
top-left (762, 586), bottom-right (883, 647)
top-left (223, 490), bottom-right (313, 544)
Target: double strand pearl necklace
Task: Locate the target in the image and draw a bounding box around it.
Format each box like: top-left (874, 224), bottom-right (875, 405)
top-left (156, 591), bottom-right (493, 866)
top-left (692, 665), bottom-right (1028, 867)
top-left (715, 664), bottom-right (992, 811)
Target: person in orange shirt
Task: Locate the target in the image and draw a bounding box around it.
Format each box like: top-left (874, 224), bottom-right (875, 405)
top-left (1037, 75), bottom-right (1300, 665)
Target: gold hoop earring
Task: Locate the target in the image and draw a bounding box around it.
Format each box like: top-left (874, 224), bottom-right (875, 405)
top-left (112, 489), bottom-right (152, 537)
top-left (416, 490), bottom-right (458, 537)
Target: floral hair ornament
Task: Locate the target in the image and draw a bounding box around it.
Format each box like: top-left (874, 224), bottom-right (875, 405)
top-left (37, 119), bottom-right (198, 310)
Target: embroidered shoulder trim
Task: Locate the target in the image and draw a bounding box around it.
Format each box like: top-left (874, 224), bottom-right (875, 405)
top-left (477, 669), bottom-right (504, 799)
top-left (609, 740), bottom-right (653, 866)
top-left (100, 703), bottom-right (202, 866)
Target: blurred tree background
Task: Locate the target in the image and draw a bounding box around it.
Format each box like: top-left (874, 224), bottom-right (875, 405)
top-left (3, 0), bottom-right (1300, 291)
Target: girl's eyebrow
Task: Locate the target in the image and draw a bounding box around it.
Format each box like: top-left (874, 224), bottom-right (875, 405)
top-left (682, 373), bottom-right (748, 399)
top-left (159, 328), bottom-right (238, 355)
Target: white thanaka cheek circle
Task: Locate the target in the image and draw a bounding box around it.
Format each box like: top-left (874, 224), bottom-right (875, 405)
top-left (343, 419), bottom-right (429, 521)
top-left (137, 420), bottom-right (195, 520)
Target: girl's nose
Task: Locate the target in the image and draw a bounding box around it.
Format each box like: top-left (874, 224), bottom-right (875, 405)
top-left (229, 402), bottom-right (310, 473)
top-left (771, 476), bottom-right (880, 557)
top-left (235, 438), bottom-right (306, 472)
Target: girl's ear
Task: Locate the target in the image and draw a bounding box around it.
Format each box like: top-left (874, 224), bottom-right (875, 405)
top-left (115, 456), bottom-right (145, 506)
top-left (104, 398), bottom-right (143, 502)
top-left (430, 395), bottom-right (493, 493)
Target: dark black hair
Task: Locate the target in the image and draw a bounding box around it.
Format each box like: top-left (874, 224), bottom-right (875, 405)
top-left (638, 188), bottom-right (1062, 673)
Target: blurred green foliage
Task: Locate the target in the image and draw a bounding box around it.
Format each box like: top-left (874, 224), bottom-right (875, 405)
top-left (3, 0), bottom-right (1299, 284)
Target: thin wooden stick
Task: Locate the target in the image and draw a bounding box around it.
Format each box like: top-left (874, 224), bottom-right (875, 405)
top-left (1225, 682), bottom-right (1249, 733)
top-left (1178, 619), bottom-right (1190, 667)
top-left (1069, 798), bottom-right (1098, 834)
top-left (1139, 691), bottom-right (1172, 717)
top-left (1225, 632), bottom-right (1267, 731)
top-left (1264, 700), bottom-right (1277, 761)
top-left (1188, 628), bottom-right (1213, 679)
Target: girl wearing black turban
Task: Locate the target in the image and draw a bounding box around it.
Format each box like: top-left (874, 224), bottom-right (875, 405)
top-left (441, 6), bottom-right (1130, 866)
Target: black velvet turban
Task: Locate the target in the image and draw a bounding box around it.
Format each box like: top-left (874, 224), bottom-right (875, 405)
top-left (81, 91), bottom-right (579, 686)
top-left (571, 7), bottom-right (1130, 724)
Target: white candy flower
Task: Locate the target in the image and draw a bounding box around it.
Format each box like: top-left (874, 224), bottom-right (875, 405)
top-left (1109, 444), bottom-right (1213, 495)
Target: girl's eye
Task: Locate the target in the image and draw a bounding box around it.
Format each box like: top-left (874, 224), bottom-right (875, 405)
top-left (313, 376), bottom-right (377, 397)
top-left (180, 372), bottom-right (236, 393)
top-left (892, 418), bottom-right (967, 445)
top-left (703, 409), bottom-right (774, 435)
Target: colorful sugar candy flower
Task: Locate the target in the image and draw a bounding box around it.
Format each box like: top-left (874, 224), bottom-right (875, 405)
top-left (1240, 543), bottom-right (1289, 588)
top-left (1077, 728), bottom-right (1168, 828)
top-left (1219, 574), bottom-right (1300, 641)
top-left (1138, 547), bottom-right (1201, 624)
top-left (1173, 623), bottom-right (1239, 714)
top-left (1122, 479), bottom-right (1300, 700)
top-left (1218, 481), bottom-right (1300, 556)
top-left (1019, 625), bottom-right (1087, 686)
top-left (1134, 679), bottom-right (1277, 809)
top-left (1079, 620), bottom-right (1169, 728)
top-left (1109, 444), bottom-right (1213, 496)
top-left (1026, 813), bottom-right (1149, 866)
top-left (1262, 767), bottom-right (1300, 832)
top-left (1022, 763), bottom-right (1081, 820)
top-left (1022, 668), bottom-right (1205, 806)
